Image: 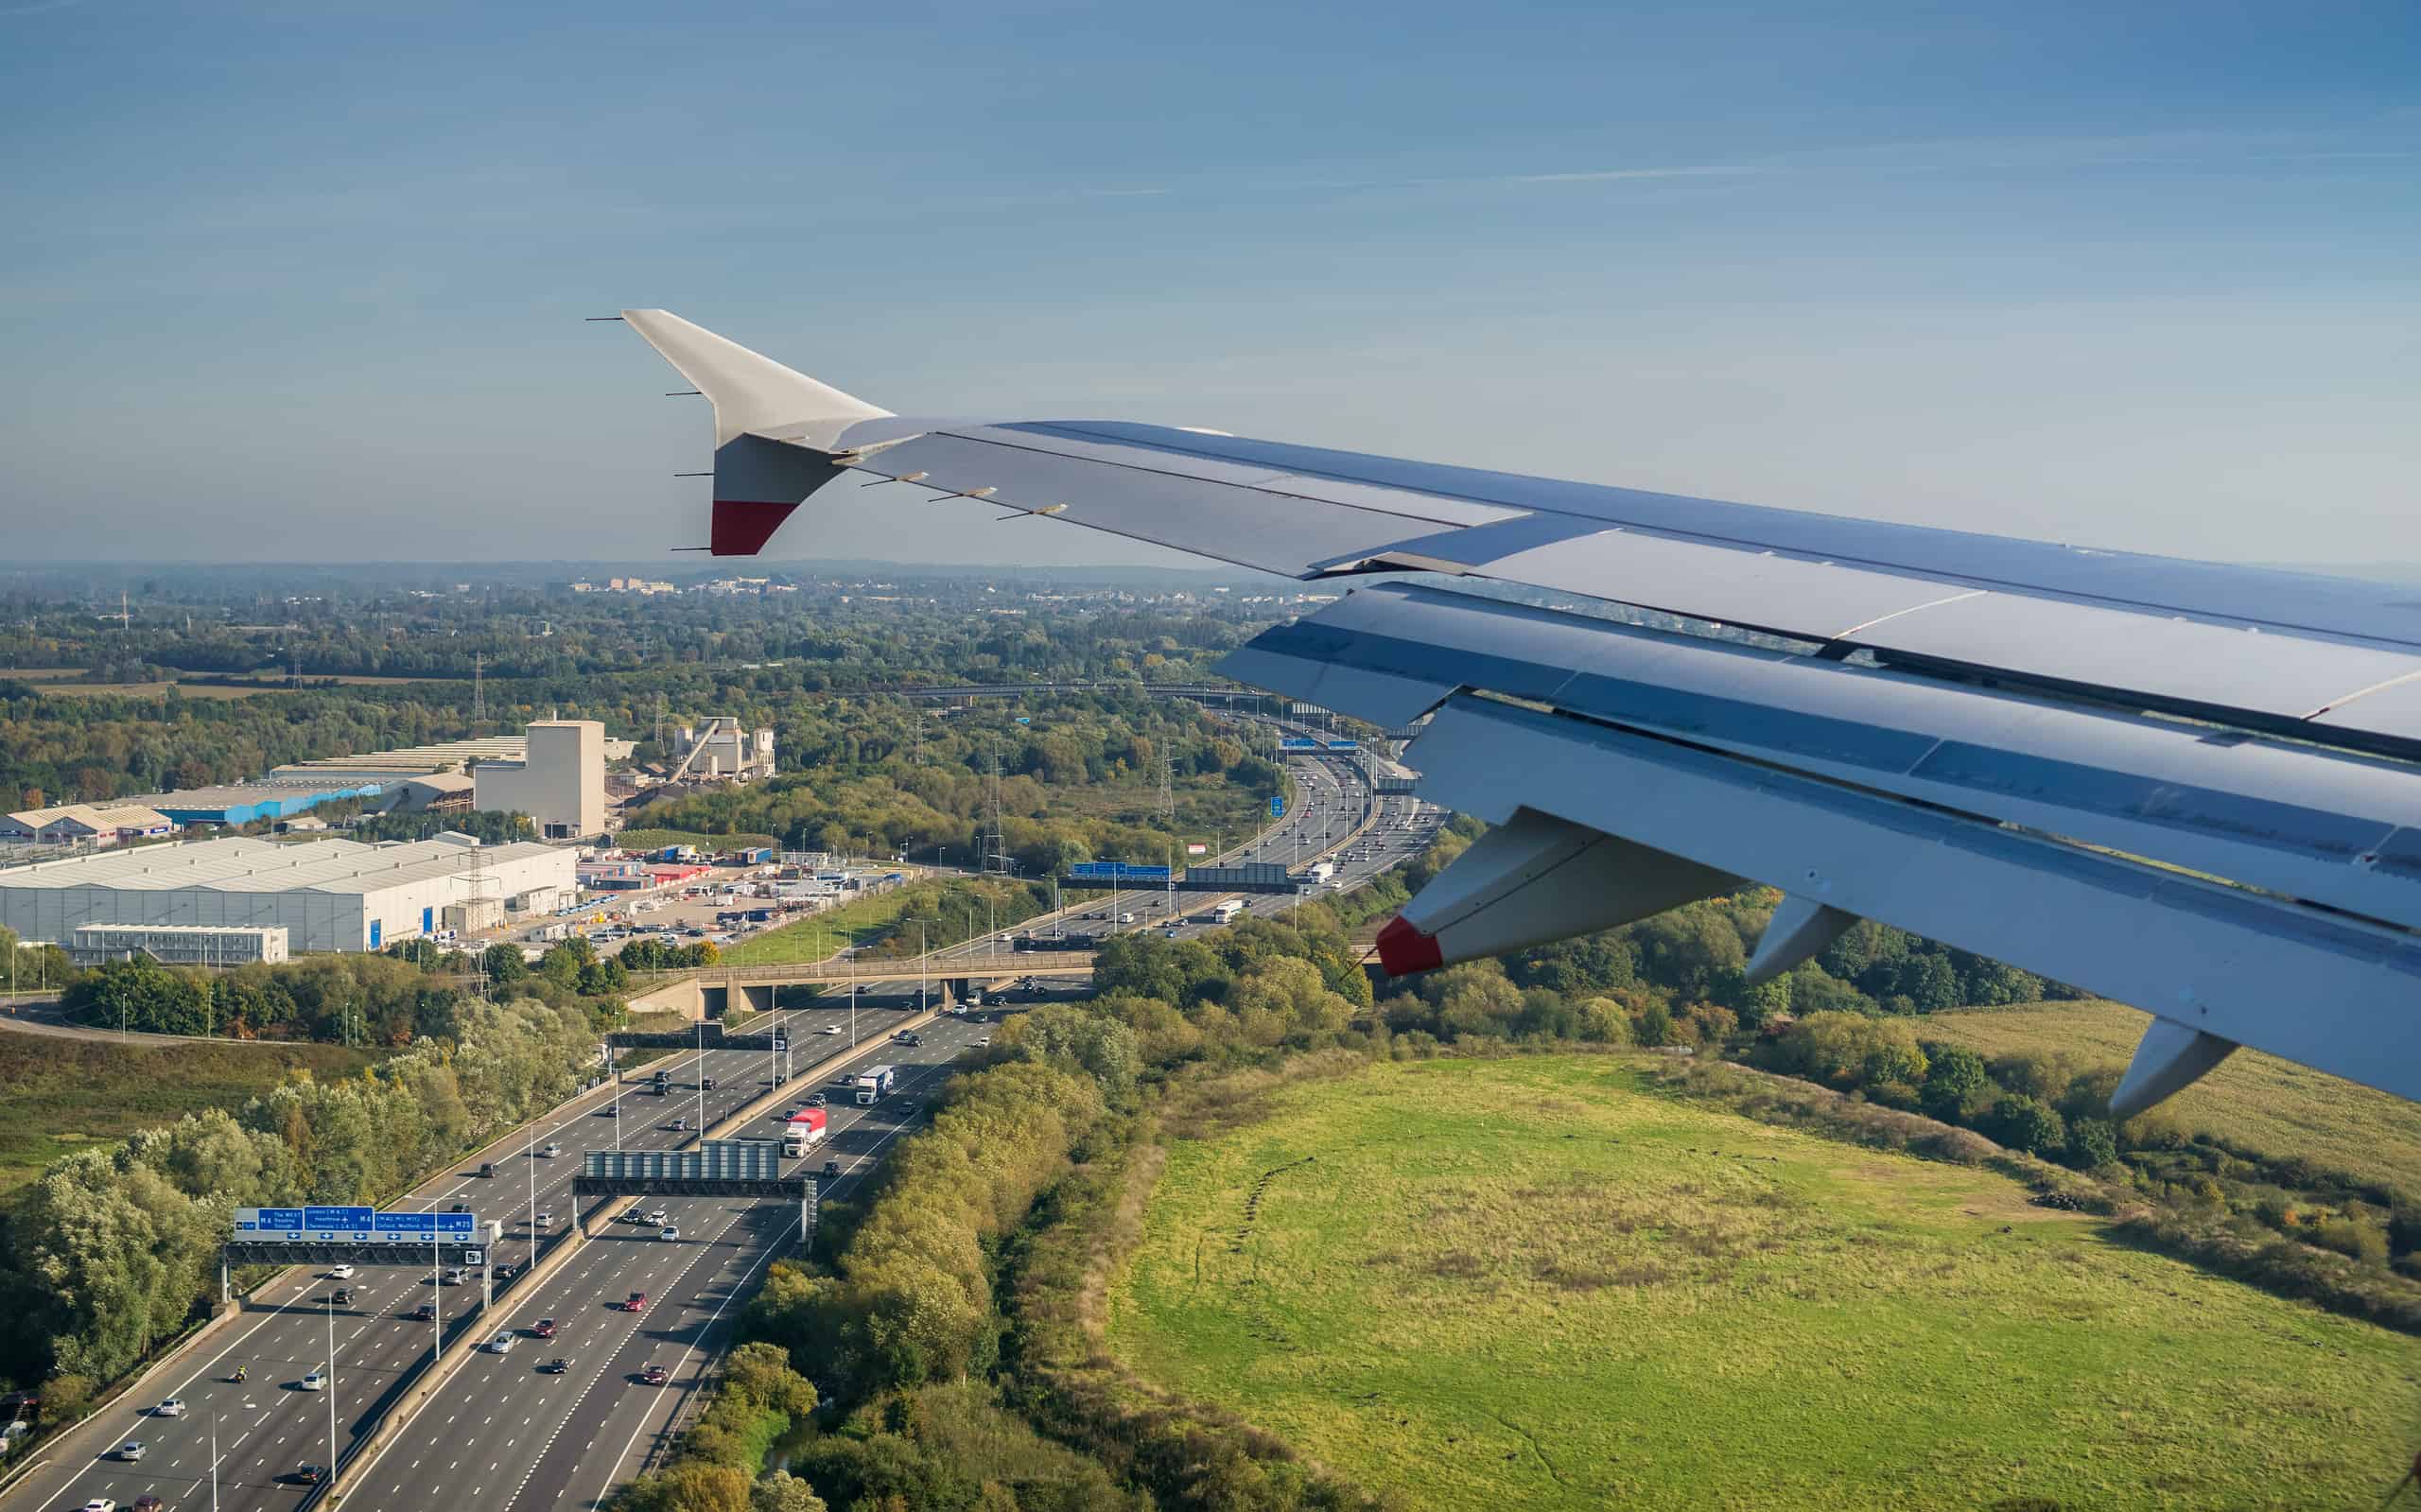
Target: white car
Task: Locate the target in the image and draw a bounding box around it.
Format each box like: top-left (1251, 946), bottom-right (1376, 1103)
top-left (534, 1210), bottom-right (552, 1228)
top-left (817, 1025), bottom-right (841, 1035)
top-left (659, 1225), bottom-right (681, 1242)
top-left (154, 1397), bottom-right (184, 1416)
top-left (299, 1370), bottom-right (326, 1392)
top-left (115, 1440), bottom-right (146, 1461)
top-left (975, 1036), bottom-right (991, 1048)
top-left (80, 1501), bottom-right (114, 1512)
top-left (541, 1142), bottom-right (562, 1158)
top-left (647, 1208), bottom-right (668, 1225)
top-left (327, 1263), bottom-right (356, 1278)
top-left (487, 1331), bottom-right (516, 1354)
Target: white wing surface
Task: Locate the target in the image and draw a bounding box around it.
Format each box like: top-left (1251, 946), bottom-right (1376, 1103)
top-left (625, 308), bottom-right (2421, 1116)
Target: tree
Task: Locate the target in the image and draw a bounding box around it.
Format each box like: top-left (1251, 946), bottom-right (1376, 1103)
top-left (750, 1471), bottom-right (828, 1512)
top-left (1984, 1095), bottom-right (2066, 1156)
top-left (483, 941), bottom-right (528, 984)
top-left (2064, 1118), bottom-right (2119, 1171)
top-left (1919, 1045), bottom-right (1991, 1121)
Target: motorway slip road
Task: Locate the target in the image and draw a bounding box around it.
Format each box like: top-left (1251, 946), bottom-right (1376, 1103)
top-left (10, 992), bottom-right (940, 1512)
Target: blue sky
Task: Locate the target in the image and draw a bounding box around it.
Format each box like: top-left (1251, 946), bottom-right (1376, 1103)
top-left (2, 0), bottom-right (2414, 566)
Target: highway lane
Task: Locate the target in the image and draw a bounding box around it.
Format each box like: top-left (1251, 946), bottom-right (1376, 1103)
top-left (19, 992), bottom-right (920, 1512)
top-left (374, 1018), bottom-right (994, 1512)
top-left (20, 739), bottom-right (1434, 1512)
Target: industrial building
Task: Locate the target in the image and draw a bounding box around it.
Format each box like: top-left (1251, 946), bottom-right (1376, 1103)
top-left (129, 780), bottom-right (386, 828)
top-left (382, 773), bottom-right (477, 814)
top-left (475, 720), bottom-right (607, 840)
top-left (0, 834), bottom-right (577, 954)
top-left (67, 922), bottom-right (290, 966)
top-left (271, 736), bottom-right (538, 787)
top-left (670, 717), bottom-right (775, 781)
top-left (0, 803), bottom-right (177, 847)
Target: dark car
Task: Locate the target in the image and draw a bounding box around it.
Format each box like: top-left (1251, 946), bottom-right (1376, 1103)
top-left (821, 1158), bottom-right (841, 1179)
top-left (330, 1287), bottom-right (355, 1305)
top-left (805, 1092), bottom-right (825, 1107)
top-left (449, 1201), bottom-right (470, 1213)
top-left (494, 1262), bottom-right (522, 1283)
top-left (479, 1162), bottom-right (496, 1178)
top-left (641, 1364), bottom-right (669, 1385)
top-left (540, 1357), bottom-right (570, 1374)
top-left (291, 1463), bottom-right (327, 1486)
top-left (700, 1076), bottom-right (716, 1091)
top-left (603, 1104), bottom-right (620, 1117)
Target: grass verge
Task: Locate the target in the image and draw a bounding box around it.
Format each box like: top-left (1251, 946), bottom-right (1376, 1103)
top-left (0, 1033), bottom-right (384, 1196)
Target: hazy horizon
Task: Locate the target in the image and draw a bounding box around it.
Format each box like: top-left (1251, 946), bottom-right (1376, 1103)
top-left (3, 2), bottom-right (2414, 568)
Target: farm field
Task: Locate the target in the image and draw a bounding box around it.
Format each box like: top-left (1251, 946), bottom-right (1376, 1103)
top-left (1921, 1000), bottom-right (2421, 1199)
top-left (0, 1032), bottom-right (384, 1195)
top-left (720, 885), bottom-right (918, 965)
top-left (1109, 1055), bottom-right (2421, 1512)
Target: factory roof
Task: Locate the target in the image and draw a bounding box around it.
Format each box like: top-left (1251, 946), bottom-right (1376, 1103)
top-left (0, 835), bottom-right (568, 895)
top-left (3, 803), bottom-right (176, 831)
top-left (272, 737), bottom-right (533, 778)
top-left (127, 779), bottom-right (383, 808)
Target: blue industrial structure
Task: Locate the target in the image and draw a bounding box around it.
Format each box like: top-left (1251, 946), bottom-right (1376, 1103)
top-left (142, 781), bottom-right (386, 827)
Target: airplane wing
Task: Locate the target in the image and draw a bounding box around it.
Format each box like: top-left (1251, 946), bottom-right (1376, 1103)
top-left (622, 307), bottom-right (2421, 1117)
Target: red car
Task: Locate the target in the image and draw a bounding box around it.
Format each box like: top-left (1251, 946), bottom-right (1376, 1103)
top-left (622, 1292), bottom-right (646, 1312)
top-left (641, 1364), bottom-right (669, 1385)
top-left (531, 1318), bottom-right (557, 1338)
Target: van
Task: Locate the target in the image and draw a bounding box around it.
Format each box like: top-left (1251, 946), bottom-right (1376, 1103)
top-left (479, 1162), bottom-right (495, 1178)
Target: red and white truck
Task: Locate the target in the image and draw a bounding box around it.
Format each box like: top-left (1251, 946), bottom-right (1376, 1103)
top-left (781, 1106), bottom-right (828, 1157)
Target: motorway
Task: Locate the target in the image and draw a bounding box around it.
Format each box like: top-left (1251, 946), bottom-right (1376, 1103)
top-left (12, 743), bottom-right (1440, 1512)
top-left (14, 992), bottom-right (949, 1512)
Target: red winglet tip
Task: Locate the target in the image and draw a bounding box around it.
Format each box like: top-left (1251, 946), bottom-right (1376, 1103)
top-left (710, 499), bottom-right (804, 556)
top-left (1375, 914), bottom-right (1444, 976)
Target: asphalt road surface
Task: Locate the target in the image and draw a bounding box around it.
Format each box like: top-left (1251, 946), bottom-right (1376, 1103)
top-left (13, 739), bottom-right (1438, 1512)
top-left (16, 993), bottom-right (941, 1512)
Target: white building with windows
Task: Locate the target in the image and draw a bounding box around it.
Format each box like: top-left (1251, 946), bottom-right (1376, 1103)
top-left (0, 834), bottom-right (576, 954)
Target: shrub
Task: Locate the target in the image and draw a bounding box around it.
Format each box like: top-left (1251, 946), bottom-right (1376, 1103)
top-left (1982, 1095), bottom-right (2066, 1157)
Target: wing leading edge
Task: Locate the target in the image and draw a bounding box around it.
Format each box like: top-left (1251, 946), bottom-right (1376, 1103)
top-left (623, 309), bottom-right (2421, 1116)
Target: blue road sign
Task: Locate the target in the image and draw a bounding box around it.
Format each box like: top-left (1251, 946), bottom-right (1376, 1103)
top-left (1270, 795), bottom-right (1285, 817)
top-left (1280, 738), bottom-right (1319, 751)
top-left (1069, 861), bottom-right (1172, 882)
top-left (374, 1210), bottom-right (435, 1234)
top-left (256, 1208), bottom-right (305, 1231)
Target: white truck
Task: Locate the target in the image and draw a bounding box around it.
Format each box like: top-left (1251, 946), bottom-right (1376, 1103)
top-left (781, 1107), bottom-right (828, 1156)
top-left (1307, 860), bottom-right (1337, 883)
top-left (854, 1065), bottom-right (897, 1105)
top-left (1211, 899), bottom-right (1245, 924)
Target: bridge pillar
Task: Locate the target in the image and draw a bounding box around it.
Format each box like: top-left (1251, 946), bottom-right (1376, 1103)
top-left (948, 978), bottom-right (972, 1003)
top-left (739, 983), bottom-right (776, 1016)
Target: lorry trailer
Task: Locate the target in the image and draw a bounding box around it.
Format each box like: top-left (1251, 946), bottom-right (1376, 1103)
top-left (853, 1066), bottom-right (897, 1105)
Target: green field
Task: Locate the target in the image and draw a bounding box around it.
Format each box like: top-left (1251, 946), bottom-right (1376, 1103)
top-left (1108, 1055), bottom-right (2421, 1511)
top-left (1921, 1000), bottom-right (2421, 1198)
top-left (614, 826), bottom-right (778, 853)
top-left (0, 1032), bottom-right (383, 1195)
top-left (720, 887), bottom-right (918, 965)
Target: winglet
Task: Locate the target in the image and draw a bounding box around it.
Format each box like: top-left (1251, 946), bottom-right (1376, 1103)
top-left (622, 309), bottom-right (895, 555)
top-left (621, 309), bottom-right (890, 450)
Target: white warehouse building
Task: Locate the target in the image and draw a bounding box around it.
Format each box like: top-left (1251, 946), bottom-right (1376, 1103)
top-left (0, 834), bottom-right (578, 954)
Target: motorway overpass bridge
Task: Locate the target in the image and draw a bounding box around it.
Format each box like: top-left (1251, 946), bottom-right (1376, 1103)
top-left (691, 951), bottom-right (1097, 1015)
